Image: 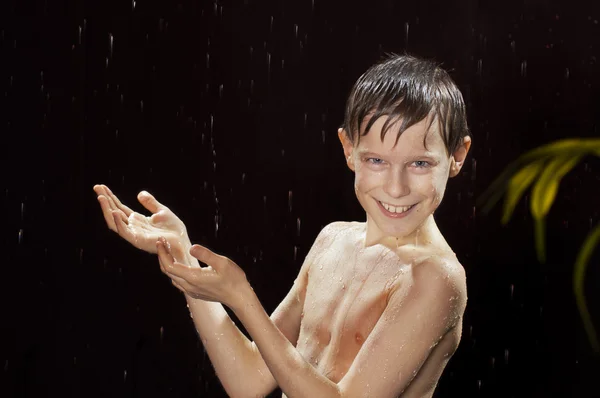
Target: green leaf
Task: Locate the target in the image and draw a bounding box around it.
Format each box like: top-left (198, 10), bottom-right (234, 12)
top-left (530, 155), bottom-right (582, 262)
top-left (573, 223), bottom-right (600, 353)
top-left (502, 160), bottom-right (545, 224)
top-left (477, 138), bottom-right (600, 214)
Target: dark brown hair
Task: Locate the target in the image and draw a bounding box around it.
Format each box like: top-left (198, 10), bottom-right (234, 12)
top-left (342, 53), bottom-right (470, 154)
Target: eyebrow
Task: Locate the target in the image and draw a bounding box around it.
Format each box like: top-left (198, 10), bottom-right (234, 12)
top-left (356, 149), bottom-right (439, 158)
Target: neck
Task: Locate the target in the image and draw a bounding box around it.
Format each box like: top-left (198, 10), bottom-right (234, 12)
top-left (362, 214), bottom-right (440, 251)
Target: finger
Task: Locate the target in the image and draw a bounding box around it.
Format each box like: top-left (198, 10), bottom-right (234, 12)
top-left (158, 239), bottom-right (205, 282)
top-left (103, 185), bottom-right (134, 217)
top-left (113, 211), bottom-right (141, 248)
top-left (170, 279), bottom-right (188, 294)
top-left (159, 258), bottom-right (189, 285)
top-left (138, 191), bottom-right (168, 214)
top-left (97, 195), bottom-right (118, 232)
top-left (189, 244), bottom-right (224, 271)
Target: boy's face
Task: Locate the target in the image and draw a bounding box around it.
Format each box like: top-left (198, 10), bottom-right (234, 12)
top-left (338, 115), bottom-right (470, 242)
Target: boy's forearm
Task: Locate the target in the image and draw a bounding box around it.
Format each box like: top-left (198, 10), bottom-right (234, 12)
top-left (174, 238), bottom-right (275, 397)
top-left (232, 286), bottom-right (341, 398)
top-left (184, 295), bottom-right (276, 397)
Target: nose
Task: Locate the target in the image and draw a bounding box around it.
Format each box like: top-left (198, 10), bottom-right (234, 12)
top-left (383, 168), bottom-right (410, 198)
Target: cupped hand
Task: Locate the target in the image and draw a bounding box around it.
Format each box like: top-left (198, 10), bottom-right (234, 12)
top-left (156, 237), bottom-right (250, 309)
top-left (93, 184), bottom-right (190, 259)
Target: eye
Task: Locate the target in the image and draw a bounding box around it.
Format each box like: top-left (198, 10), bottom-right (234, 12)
top-left (413, 160), bottom-right (430, 168)
top-left (366, 158), bottom-right (384, 165)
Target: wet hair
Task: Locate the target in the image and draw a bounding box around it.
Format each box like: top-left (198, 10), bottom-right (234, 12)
top-left (342, 53), bottom-right (470, 155)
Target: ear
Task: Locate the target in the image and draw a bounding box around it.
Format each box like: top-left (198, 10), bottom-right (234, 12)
top-left (449, 136), bottom-right (472, 178)
top-left (338, 128), bottom-right (356, 172)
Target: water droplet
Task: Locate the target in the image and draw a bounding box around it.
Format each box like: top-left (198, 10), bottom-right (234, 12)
top-left (297, 218), bottom-right (301, 236)
top-left (504, 348), bottom-right (510, 364)
top-left (510, 284), bottom-right (514, 300)
top-left (477, 380), bottom-right (482, 389)
top-left (520, 60), bottom-right (527, 77)
top-left (124, 369), bottom-right (127, 381)
top-left (18, 229), bottom-right (23, 244)
top-left (288, 190), bottom-right (293, 212)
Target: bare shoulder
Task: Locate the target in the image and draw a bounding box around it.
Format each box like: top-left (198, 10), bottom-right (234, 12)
top-left (410, 253), bottom-right (468, 316)
top-left (314, 221), bottom-right (363, 243)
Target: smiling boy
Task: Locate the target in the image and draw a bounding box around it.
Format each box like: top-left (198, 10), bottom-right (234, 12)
top-left (95, 54), bottom-right (471, 397)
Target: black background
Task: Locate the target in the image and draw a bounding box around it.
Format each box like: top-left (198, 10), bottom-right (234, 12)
top-left (1, 0), bottom-right (599, 397)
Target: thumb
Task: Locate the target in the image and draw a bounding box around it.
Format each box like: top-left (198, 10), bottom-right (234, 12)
top-left (137, 191), bottom-right (167, 214)
top-left (190, 244), bottom-right (225, 271)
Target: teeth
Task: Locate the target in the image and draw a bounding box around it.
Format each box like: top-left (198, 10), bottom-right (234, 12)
top-left (381, 202), bottom-right (412, 214)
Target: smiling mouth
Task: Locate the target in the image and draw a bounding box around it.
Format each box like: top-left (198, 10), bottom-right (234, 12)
top-left (377, 200), bottom-right (416, 218)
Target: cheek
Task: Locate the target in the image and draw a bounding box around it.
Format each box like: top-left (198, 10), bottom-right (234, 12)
top-left (430, 174), bottom-right (448, 205)
top-left (354, 167), bottom-right (385, 191)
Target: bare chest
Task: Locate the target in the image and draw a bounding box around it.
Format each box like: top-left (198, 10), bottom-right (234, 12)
top-left (295, 244), bottom-right (410, 383)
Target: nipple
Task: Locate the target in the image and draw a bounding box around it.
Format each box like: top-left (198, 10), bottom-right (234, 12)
top-left (355, 332), bottom-right (364, 345)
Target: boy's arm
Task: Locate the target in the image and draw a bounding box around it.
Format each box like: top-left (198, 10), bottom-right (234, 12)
top-left (227, 257), bottom-right (466, 398)
top-left (170, 226), bottom-right (323, 398)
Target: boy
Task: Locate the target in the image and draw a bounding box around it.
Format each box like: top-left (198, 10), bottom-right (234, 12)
top-left (94, 54), bottom-right (472, 397)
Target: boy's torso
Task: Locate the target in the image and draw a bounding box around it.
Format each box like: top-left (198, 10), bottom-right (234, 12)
top-left (284, 221), bottom-right (464, 398)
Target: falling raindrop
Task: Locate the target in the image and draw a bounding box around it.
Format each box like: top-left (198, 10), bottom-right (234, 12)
top-left (404, 22), bottom-right (409, 46)
top-left (477, 380), bottom-right (482, 390)
top-left (520, 60), bottom-right (527, 77)
top-left (109, 33), bottom-right (114, 57)
top-left (270, 16), bottom-right (274, 33)
top-left (510, 284), bottom-right (514, 300)
top-left (78, 26), bottom-right (82, 44)
top-left (504, 348), bottom-right (510, 364)
top-left (294, 24), bottom-right (299, 38)
top-left (565, 68), bottom-right (570, 79)
top-left (124, 369), bottom-right (127, 381)
top-left (132, 0), bottom-right (136, 10)
top-left (18, 229), bottom-right (23, 244)
top-left (288, 190), bottom-right (293, 212)
top-left (20, 202), bottom-right (24, 221)
top-left (476, 59), bottom-right (482, 76)
top-left (160, 326), bottom-right (164, 343)
top-left (297, 218), bottom-right (301, 236)
top-left (294, 246), bottom-right (298, 261)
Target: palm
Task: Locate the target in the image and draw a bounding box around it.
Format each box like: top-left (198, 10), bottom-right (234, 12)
top-left (93, 184), bottom-right (189, 257)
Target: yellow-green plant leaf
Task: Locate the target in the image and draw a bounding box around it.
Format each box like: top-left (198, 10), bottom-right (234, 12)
top-left (573, 223), bottom-right (600, 353)
top-left (534, 217), bottom-right (547, 263)
top-left (502, 160), bottom-right (545, 224)
top-left (530, 155), bottom-right (583, 262)
top-left (530, 157), bottom-right (566, 220)
top-left (478, 138), bottom-right (599, 214)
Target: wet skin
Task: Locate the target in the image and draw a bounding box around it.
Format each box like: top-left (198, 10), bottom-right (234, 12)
top-left (282, 221), bottom-right (465, 398)
top-left (94, 114), bottom-right (472, 397)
